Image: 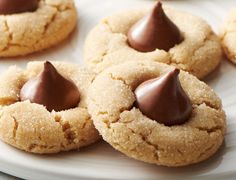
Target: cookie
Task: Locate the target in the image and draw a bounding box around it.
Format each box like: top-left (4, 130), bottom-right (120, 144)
top-left (0, 0), bottom-right (77, 57)
top-left (220, 8), bottom-right (236, 64)
top-left (87, 61), bottom-right (226, 167)
top-left (0, 61), bottom-right (100, 154)
top-left (84, 2), bottom-right (222, 79)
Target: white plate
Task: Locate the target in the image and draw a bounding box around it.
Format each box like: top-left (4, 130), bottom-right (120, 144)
top-left (0, 0), bottom-right (236, 179)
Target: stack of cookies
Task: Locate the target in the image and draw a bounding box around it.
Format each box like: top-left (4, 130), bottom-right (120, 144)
top-left (0, 0), bottom-right (233, 167)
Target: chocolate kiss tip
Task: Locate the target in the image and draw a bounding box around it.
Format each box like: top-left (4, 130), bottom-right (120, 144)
top-left (128, 0), bottom-right (183, 52)
top-left (152, 1), bottom-right (163, 16)
top-left (44, 61), bottom-right (51, 66)
top-left (156, 1), bottom-right (162, 9)
top-left (44, 61), bottom-right (55, 70)
top-left (0, 0), bottom-right (38, 15)
top-left (20, 61), bottom-right (80, 112)
top-left (134, 68), bottom-right (192, 126)
top-left (169, 68), bottom-right (180, 76)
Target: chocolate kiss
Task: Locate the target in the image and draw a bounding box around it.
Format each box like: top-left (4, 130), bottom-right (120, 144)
top-left (0, 0), bottom-right (38, 15)
top-left (20, 61), bottom-right (80, 112)
top-left (135, 69), bottom-right (192, 126)
top-left (128, 1), bottom-right (183, 52)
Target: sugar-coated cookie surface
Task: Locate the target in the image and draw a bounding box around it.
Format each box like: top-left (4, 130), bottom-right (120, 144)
top-left (87, 61), bottom-right (226, 167)
top-left (220, 8), bottom-right (236, 64)
top-left (0, 0), bottom-right (77, 57)
top-left (0, 61), bottom-right (100, 154)
top-left (84, 7), bottom-right (222, 79)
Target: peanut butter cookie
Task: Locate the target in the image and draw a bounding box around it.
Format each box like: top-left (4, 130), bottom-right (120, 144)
top-left (0, 61), bottom-right (100, 154)
top-left (0, 0), bottom-right (77, 57)
top-left (84, 2), bottom-right (222, 79)
top-left (220, 7), bottom-right (236, 64)
top-left (87, 61), bottom-right (226, 167)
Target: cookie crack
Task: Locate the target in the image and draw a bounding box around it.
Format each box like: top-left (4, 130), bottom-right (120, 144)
top-left (191, 104), bottom-right (225, 134)
top-left (220, 30), bottom-right (227, 42)
top-left (197, 142), bottom-right (216, 160)
top-left (11, 115), bottom-right (18, 142)
top-left (108, 107), bottom-right (132, 127)
top-left (90, 43), bottom-right (109, 68)
top-left (0, 97), bottom-right (18, 106)
top-left (108, 73), bottom-right (129, 87)
top-left (54, 115), bottom-right (76, 145)
top-left (107, 108), bottom-right (162, 160)
top-left (2, 17), bottom-right (38, 52)
top-left (91, 73), bottom-right (134, 125)
top-left (90, 21), bottom-right (125, 67)
top-left (0, 44), bottom-right (31, 53)
top-left (28, 143), bottom-right (56, 152)
top-left (43, 12), bottom-right (58, 36)
top-left (194, 101), bottom-right (220, 111)
top-left (42, 0), bottom-right (73, 12)
top-left (4, 19), bottom-right (13, 42)
top-left (62, 122), bottom-right (76, 144)
top-left (102, 20), bottom-right (114, 33)
top-left (125, 126), bottom-right (160, 161)
top-left (169, 31), bottom-right (213, 73)
top-left (97, 111), bottom-right (109, 116)
top-left (0, 19), bottom-right (13, 52)
top-left (195, 126), bottom-right (223, 134)
top-left (31, 11), bottom-right (58, 48)
top-left (47, 4), bottom-right (71, 12)
top-left (191, 32), bottom-right (214, 59)
top-left (27, 131), bottom-right (55, 151)
top-left (81, 119), bottom-right (88, 130)
top-left (80, 114), bottom-right (92, 131)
